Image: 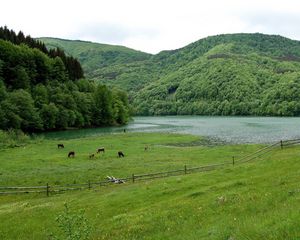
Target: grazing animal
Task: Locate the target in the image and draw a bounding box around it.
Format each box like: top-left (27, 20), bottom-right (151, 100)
top-left (68, 151), bottom-right (75, 158)
top-left (144, 145), bottom-right (149, 151)
top-left (89, 153), bottom-right (95, 159)
top-left (57, 144), bottom-right (64, 148)
top-left (97, 147), bottom-right (105, 153)
top-left (118, 151), bottom-right (125, 158)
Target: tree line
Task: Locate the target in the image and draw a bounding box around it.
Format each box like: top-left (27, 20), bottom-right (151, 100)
top-left (0, 29), bottom-right (130, 132)
top-left (0, 26), bottom-right (83, 80)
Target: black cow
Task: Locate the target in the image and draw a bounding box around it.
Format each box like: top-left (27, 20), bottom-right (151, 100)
top-left (118, 151), bottom-right (125, 157)
top-left (68, 151), bottom-right (75, 158)
top-left (97, 147), bottom-right (105, 153)
top-left (57, 144), bottom-right (64, 148)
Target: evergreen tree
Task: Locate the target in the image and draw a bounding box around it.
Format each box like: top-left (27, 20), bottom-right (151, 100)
top-left (0, 26), bottom-right (84, 80)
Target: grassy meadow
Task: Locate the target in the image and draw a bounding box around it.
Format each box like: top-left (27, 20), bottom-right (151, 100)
top-left (0, 132), bottom-right (300, 239)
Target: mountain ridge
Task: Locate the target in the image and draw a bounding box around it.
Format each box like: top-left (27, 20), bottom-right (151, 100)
top-left (37, 37), bottom-right (152, 73)
top-left (39, 33), bottom-right (300, 116)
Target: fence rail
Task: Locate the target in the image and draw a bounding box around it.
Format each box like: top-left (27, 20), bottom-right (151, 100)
top-left (1, 138), bottom-right (299, 196)
top-left (0, 186), bottom-right (47, 190)
top-left (281, 139), bottom-right (300, 147)
top-left (236, 142), bottom-right (279, 164)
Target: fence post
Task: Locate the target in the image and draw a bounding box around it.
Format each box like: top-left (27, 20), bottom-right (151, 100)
top-left (184, 165), bottom-right (187, 174)
top-left (88, 180), bottom-right (91, 190)
top-left (232, 156), bottom-right (235, 166)
top-left (280, 140), bottom-right (283, 149)
top-left (132, 174), bottom-right (135, 183)
top-left (46, 183), bottom-right (49, 197)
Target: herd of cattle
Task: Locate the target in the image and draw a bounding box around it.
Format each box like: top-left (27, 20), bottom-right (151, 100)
top-left (57, 143), bottom-right (149, 184)
top-left (57, 143), bottom-right (125, 159)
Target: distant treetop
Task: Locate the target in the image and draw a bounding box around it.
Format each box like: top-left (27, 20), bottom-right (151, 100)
top-left (0, 26), bottom-right (84, 80)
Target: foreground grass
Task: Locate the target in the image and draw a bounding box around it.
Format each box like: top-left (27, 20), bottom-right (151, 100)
top-left (0, 133), bottom-right (300, 239)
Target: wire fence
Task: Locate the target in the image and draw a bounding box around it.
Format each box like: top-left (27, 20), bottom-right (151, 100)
top-left (1, 138), bottom-right (299, 196)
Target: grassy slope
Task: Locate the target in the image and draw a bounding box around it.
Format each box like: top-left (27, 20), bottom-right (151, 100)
top-left (37, 37), bottom-right (152, 73)
top-left (0, 133), bottom-right (300, 239)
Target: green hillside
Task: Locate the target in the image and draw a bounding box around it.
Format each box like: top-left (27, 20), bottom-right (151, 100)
top-left (37, 37), bottom-right (152, 73)
top-left (40, 33), bottom-right (300, 116)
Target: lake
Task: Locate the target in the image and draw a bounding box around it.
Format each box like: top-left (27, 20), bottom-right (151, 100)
top-left (39, 116), bottom-right (300, 144)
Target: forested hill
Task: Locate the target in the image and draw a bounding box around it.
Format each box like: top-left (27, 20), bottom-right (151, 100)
top-left (0, 27), bottom-right (130, 132)
top-left (37, 37), bottom-right (152, 74)
top-left (40, 33), bottom-right (300, 116)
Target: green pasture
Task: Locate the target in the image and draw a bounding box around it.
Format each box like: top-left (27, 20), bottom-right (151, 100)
top-left (0, 133), bottom-right (300, 239)
top-left (0, 133), bottom-right (258, 186)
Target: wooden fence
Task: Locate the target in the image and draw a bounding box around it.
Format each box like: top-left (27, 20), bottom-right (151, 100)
top-left (1, 138), bottom-right (300, 196)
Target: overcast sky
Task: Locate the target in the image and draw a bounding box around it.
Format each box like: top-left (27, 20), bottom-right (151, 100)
top-left (1, 0), bottom-right (300, 54)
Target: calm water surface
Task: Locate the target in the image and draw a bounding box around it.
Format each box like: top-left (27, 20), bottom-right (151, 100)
top-left (40, 116), bottom-right (300, 144)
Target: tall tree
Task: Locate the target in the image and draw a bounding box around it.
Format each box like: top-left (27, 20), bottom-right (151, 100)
top-left (93, 85), bottom-right (113, 125)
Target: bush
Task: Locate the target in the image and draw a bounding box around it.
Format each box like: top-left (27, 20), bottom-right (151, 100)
top-left (51, 203), bottom-right (92, 240)
top-left (0, 129), bottom-right (30, 148)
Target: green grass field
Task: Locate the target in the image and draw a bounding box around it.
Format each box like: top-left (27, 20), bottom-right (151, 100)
top-left (0, 132), bottom-right (300, 239)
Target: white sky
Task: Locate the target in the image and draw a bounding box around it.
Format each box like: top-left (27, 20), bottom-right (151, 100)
top-left (1, 0), bottom-right (300, 54)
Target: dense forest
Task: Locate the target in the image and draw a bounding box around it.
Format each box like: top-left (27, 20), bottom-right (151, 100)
top-left (0, 27), bottom-right (130, 132)
top-left (133, 34), bottom-right (300, 116)
top-left (41, 33), bottom-right (300, 116)
top-left (0, 26), bottom-right (84, 80)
